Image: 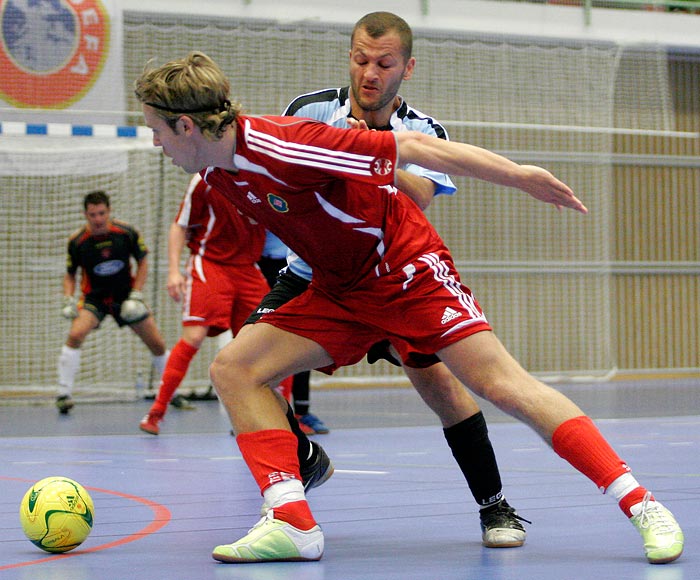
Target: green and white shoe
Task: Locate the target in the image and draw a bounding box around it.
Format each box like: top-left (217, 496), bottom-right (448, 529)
top-left (629, 492), bottom-right (684, 564)
top-left (212, 511), bottom-right (323, 563)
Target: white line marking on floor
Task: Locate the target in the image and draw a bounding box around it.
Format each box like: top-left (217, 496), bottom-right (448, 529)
top-left (333, 469), bottom-right (388, 476)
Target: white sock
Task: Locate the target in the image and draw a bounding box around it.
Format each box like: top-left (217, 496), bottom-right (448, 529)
top-left (606, 473), bottom-right (641, 502)
top-left (152, 350), bottom-right (169, 380)
top-left (217, 330), bottom-right (233, 351)
top-left (263, 479), bottom-right (306, 510)
top-left (58, 345), bottom-right (81, 397)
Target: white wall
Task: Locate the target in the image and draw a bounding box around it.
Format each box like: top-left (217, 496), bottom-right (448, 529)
top-left (121, 0), bottom-right (700, 50)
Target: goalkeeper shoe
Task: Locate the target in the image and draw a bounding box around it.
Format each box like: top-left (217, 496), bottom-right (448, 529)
top-left (629, 492), bottom-right (684, 564)
top-left (212, 511), bottom-right (323, 563)
top-left (480, 498), bottom-right (530, 548)
top-left (296, 413), bottom-right (330, 435)
top-left (55, 395), bottom-right (74, 415)
top-left (139, 410), bottom-right (164, 435)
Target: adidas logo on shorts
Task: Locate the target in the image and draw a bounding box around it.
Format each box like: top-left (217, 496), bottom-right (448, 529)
top-left (441, 307), bottom-right (462, 324)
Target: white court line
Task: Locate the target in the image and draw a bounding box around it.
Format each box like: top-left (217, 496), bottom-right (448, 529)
top-left (334, 469), bottom-right (388, 476)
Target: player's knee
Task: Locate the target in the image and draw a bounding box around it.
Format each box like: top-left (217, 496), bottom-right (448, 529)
top-left (209, 349), bottom-right (248, 395)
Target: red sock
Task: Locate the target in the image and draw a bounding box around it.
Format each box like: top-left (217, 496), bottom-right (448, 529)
top-left (551, 415), bottom-right (631, 491)
top-left (153, 339), bottom-right (198, 413)
top-left (237, 429), bottom-right (316, 530)
top-left (619, 487), bottom-right (652, 517)
top-left (273, 500), bottom-right (317, 531)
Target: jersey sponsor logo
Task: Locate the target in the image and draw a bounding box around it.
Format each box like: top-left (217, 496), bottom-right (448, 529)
top-left (0, 0), bottom-right (110, 108)
top-left (372, 157), bottom-right (393, 176)
top-left (267, 193), bottom-right (289, 213)
top-left (93, 259), bottom-right (126, 276)
top-left (441, 306), bottom-right (462, 325)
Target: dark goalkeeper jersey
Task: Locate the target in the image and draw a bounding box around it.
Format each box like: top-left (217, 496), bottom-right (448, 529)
top-left (66, 220), bottom-right (148, 301)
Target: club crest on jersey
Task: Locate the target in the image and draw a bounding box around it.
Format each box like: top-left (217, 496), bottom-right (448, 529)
top-left (0, 0), bottom-right (110, 108)
top-left (372, 157), bottom-right (393, 176)
top-left (267, 193), bottom-right (289, 213)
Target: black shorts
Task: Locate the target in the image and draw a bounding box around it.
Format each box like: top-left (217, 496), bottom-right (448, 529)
top-left (82, 293), bottom-right (148, 328)
top-left (244, 269), bottom-right (311, 325)
top-left (257, 256), bottom-right (287, 289)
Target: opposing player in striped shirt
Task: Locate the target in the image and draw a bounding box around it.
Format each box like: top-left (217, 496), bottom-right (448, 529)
top-left (244, 11), bottom-right (529, 548)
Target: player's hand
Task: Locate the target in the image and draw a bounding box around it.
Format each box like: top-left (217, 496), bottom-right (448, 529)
top-left (61, 296), bottom-right (79, 319)
top-left (120, 290), bottom-right (149, 323)
top-left (346, 118), bottom-right (370, 131)
top-left (519, 165), bottom-right (588, 214)
top-left (167, 271), bottom-right (186, 302)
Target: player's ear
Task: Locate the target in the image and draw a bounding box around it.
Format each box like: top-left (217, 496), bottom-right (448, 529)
top-left (403, 57), bottom-right (416, 81)
top-left (178, 115), bottom-right (196, 135)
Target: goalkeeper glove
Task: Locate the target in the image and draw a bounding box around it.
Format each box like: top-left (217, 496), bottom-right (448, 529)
top-left (61, 296), bottom-right (79, 319)
top-left (120, 290), bottom-right (149, 323)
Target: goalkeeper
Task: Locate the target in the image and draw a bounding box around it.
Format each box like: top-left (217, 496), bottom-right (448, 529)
top-left (56, 190), bottom-right (169, 414)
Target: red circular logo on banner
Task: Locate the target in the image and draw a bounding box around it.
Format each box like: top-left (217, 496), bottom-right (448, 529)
top-left (0, 0), bottom-right (110, 108)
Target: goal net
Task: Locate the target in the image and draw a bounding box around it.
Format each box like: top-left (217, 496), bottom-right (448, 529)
top-left (0, 133), bottom-right (194, 403)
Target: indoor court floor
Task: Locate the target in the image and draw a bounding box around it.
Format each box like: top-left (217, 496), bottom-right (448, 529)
top-left (0, 378), bottom-right (698, 580)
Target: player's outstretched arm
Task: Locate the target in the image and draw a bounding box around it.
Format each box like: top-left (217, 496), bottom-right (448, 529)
top-left (395, 131), bottom-right (587, 214)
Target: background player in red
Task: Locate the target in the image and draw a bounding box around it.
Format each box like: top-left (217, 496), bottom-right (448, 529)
top-left (58, 190), bottom-right (168, 414)
top-left (139, 173), bottom-right (270, 434)
top-left (136, 52), bottom-right (684, 566)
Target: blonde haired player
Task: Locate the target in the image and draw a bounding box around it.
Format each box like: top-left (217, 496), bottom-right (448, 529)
top-left (135, 51), bottom-right (683, 566)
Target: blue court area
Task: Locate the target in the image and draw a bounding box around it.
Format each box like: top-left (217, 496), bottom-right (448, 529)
top-left (0, 383), bottom-right (698, 579)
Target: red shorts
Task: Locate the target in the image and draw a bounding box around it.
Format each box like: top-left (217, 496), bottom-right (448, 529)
top-left (260, 249), bottom-right (491, 372)
top-left (183, 256), bottom-right (270, 336)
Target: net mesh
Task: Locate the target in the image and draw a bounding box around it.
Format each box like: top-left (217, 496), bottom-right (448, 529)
top-left (0, 14), bottom-right (681, 401)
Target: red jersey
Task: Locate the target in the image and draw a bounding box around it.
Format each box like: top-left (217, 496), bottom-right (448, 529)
top-left (176, 173), bottom-right (266, 266)
top-left (204, 115), bottom-right (447, 294)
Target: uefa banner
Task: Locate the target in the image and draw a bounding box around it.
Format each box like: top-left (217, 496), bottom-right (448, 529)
top-left (0, 0), bottom-right (123, 121)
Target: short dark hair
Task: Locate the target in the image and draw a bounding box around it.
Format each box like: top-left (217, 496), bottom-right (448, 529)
top-left (83, 190), bottom-right (110, 210)
top-left (351, 12), bottom-right (413, 60)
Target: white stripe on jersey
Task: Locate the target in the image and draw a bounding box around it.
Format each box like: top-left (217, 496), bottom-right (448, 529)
top-left (197, 205), bottom-right (216, 259)
top-left (177, 173), bottom-right (203, 227)
top-left (313, 192), bottom-right (386, 260)
top-left (244, 119), bottom-right (377, 177)
top-left (313, 192), bottom-right (364, 224)
top-left (418, 252), bottom-right (488, 333)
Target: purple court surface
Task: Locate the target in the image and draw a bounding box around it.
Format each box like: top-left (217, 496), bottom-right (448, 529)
top-left (1, 378), bottom-right (698, 579)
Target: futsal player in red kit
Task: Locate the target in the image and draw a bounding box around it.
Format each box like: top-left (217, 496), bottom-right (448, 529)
top-left (135, 52), bottom-right (684, 565)
top-left (139, 173), bottom-right (270, 434)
